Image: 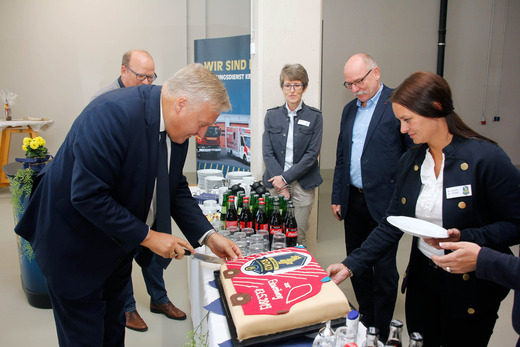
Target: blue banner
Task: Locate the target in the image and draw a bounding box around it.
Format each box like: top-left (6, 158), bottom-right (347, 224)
top-left (194, 35), bottom-right (251, 174)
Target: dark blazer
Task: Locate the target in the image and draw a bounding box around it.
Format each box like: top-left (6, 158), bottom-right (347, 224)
top-left (15, 85), bottom-right (210, 299)
top-left (262, 102), bottom-right (323, 190)
top-left (477, 247), bottom-right (520, 344)
top-left (331, 84), bottom-right (411, 222)
top-left (344, 137), bottom-right (520, 318)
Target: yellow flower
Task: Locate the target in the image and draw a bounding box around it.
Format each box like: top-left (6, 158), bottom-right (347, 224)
top-left (22, 145), bottom-right (27, 151)
top-left (35, 136), bottom-right (46, 146)
top-left (23, 137), bottom-right (31, 146)
top-left (30, 141), bottom-right (39, 150)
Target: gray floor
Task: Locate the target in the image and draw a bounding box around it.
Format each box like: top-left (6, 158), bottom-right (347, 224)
top-left (0, 169), bottom-right (517, 346)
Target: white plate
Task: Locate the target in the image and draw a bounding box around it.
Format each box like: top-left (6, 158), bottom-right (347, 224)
top-left (387, 216), bottom-right (448, 238)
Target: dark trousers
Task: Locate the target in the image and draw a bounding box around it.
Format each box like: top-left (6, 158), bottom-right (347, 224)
top-left (344, 187), bottom-right (399, 340)
top-left (48, 256), bottom-right (132, 347)
top-left (405, 251), bottom-right (502, 347)
top-left (124, 254), bottom-right (169, 313)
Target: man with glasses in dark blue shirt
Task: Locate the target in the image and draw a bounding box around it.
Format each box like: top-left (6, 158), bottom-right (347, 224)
top-left (91, 49), bottom-right (157, 101)
top-left (331, 53), bottom-right (412, 341)
top-left (92, 50), bottom-right (185, 333)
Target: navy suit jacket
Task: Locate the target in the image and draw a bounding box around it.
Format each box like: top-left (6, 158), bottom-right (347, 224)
top-left (477, 247), bottom-right (520, 342)
top-left (15, 85), bottom-right (211, 299)
top-left (344, 137), bottom-right (520, 318)
top-left (332, 85), bottom-right (411, 222)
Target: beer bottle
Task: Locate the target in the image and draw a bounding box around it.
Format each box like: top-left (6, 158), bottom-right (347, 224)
top-left (225, 195), bottom-right (239, 228)
top-left (409, 332), bottom-right (423, 347)
top-left (220, 190), bottom-right (230, 222)
top-left (255, 198), bottom-right (269, 232)
top-left (236, 191), bottom-right (244, 216)
top-left (284, 202), bottom-right (298, 247)
top-left (362, 327), bottom-right (379, 347)
top-left (269, 201), bottom-right (284, 245)
top-left (264, 192), bottom-right (272, 219)
top-left (251, 194), bottom-right (259, 230)
top-left (385, 320), bottom-right (403, 347)
top-left (239, 197), bottom-right (253, 229)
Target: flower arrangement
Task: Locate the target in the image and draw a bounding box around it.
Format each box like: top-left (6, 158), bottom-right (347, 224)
top-left (22, 136), bottom-right (48, 158)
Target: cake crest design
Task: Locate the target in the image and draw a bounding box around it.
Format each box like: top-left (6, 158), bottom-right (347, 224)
top-left (224, 247), bottom-right (328, 315)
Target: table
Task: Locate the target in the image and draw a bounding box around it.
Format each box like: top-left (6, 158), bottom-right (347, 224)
top-left (0, 119), bottom-right (54, 187)
top-left (188, 246), bottom-right (231, 347)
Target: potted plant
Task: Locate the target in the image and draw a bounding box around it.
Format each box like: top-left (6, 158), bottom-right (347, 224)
top-left (8, 135), bottom-right (52, 309)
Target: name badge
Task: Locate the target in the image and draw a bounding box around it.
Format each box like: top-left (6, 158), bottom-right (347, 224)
top-left (446, 185), bottom-right (472, 199)
top-left (297, 119), bottom-right (310, 127)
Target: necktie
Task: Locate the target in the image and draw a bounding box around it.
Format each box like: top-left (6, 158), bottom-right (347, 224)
top-left (284, 113), bottom-right (295, 171)
top-left (155, 131), bottom-right (172, 268)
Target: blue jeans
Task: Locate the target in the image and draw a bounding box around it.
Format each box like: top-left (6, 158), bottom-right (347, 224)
top-left (124, 254), bottom-right (169, 313)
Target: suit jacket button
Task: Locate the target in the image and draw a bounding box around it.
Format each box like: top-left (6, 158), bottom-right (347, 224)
top-left (467, 308), bottom-right (475, 315)
top-left (460, 163), bottom-right (469, 170)
top-left (414, 165), bottom-right (419, 171)
top-left (401, 197), bottom-right (407, 204)
top-left (458, 201), bottom-right (467, 209)
top-left (463, 274), bottom-right (470, 281)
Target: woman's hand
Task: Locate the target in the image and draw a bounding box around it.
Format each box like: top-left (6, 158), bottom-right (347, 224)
top-left (268, 175), bottom-right (287, 192)
top-left (431, 241), bottom-right (481, 273)
top-left (423, 228), bottom-right (461, 249)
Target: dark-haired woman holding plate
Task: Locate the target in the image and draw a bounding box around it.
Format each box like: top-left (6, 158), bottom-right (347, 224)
top-left (326, 71), bottom-right (520, 346)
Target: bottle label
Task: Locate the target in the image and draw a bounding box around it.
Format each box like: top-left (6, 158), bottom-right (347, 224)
top-left (270, 225), bottom-right (283, 234)
top-left (225, 220), bottom-right (238, 228)
top-left (286, 228), bottom-right (298, 238)
top-left (240, 221), bottom-right (252, 229)
top-left (257, 223), bottom-right (268, 231)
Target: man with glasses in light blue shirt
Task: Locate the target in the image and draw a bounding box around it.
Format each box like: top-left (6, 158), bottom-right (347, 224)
top-left (91, 50), bottom-right (186, 333)
top-left (331, 53), bottom-right (412, 341)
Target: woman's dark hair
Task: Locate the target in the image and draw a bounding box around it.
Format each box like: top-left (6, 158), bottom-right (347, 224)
top-left (390, 71), bottom-right (496, 144)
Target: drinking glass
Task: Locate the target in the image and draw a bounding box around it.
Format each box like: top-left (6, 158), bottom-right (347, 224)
top-left (219, 230), bottom-right (231, 239)
top-left (272, 242), bottom-right (285, 250)
top-left (334, 326), bottom-right (349, 347)
top-left (242, 227), bottom-right (254, 238)
top-left (249, 242), bottom-right (264, 255)
top-left (271, 233), bottom-right (286, 249)
top-left (256, 229), bottom-right (270, 251)
top-left (312, 321), bottom-right (335, 347)
top-left (226, 226), bottom-right (239, 235)
top-left (235, 240), bottom-right (248, 256)
top-left (234, 231), bottom-right (246, 241)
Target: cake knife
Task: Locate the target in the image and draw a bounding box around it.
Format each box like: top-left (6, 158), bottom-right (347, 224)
top-left (184, 250), bottom-right (225, 264)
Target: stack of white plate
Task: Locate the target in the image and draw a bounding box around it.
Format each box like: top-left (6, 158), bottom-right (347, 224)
top-left (197, 169), bottom-right (223, 190)
top-left (205, 176), bottom-right (225, 192)
top-left (226, 171), bottom-right (252, 186)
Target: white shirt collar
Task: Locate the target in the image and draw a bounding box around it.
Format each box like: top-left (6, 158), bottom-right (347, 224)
top-left (285, 100), bottom-right (303, 115)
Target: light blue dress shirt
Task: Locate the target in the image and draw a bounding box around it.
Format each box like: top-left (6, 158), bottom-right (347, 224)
top-left (350, 83), bottom-right (383, 188)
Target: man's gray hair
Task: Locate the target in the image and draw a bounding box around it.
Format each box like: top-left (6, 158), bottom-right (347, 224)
top-left (360, 54), bottom-right (377, 70)
top-left (121, 49), bottom-right (153, 66)
top-left (164, 63), bottom-right (231, 114)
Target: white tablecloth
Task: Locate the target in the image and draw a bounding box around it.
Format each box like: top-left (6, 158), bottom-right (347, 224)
top-left (188, 246), bottom-right (232, 347)
top-left (0, 119), bottom-right (54, 132)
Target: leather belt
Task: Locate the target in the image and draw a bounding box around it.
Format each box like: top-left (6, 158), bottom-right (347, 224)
top-left (350, 186), bottom-right (364, 194)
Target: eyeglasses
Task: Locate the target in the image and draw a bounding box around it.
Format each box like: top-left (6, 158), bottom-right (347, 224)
top-left (124, 65), bottom-right (157, 82)
top-left (282, 83), bottom-right (304, 91)
top-left (343, 68), bottom-right (373, 89)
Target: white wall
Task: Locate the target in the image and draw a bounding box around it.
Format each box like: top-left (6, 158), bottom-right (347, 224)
top-left (321, 0), bottom-right (519, 169)
top-left (1, 1), bottom-right (518, 170)
top-left (0, 0), bottom-right (188, 164)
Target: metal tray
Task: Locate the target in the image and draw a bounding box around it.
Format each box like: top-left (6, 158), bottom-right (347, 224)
top-left (213, 270), bottom-right (347, 347)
